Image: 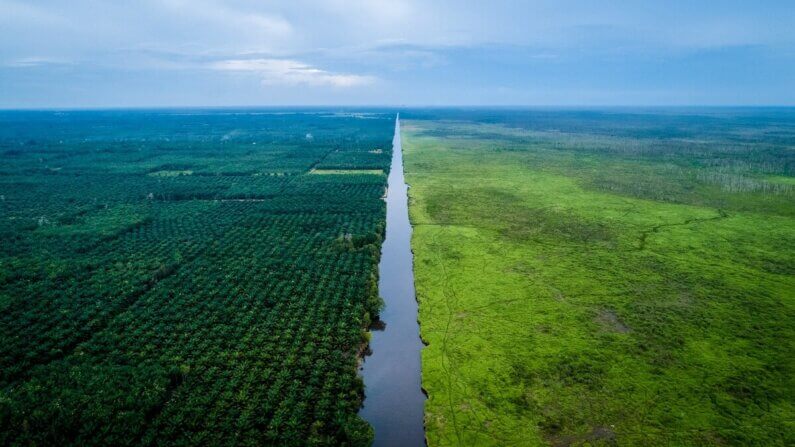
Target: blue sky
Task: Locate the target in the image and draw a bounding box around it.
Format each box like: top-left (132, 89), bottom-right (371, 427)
top-left (1, 0), bottom-right (793, 107)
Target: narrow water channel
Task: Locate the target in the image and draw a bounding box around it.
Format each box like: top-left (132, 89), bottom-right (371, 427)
top-left (359, 115), bottom-right (426, 446)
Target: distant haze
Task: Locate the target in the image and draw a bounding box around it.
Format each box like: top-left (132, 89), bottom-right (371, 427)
top-left (1, 0), bottom-right (793, 108)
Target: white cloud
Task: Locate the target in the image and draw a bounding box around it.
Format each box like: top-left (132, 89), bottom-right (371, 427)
top-left (5, 57), bottom-right (73, 68)
top-left (211, 58), bottom-right (375, 87)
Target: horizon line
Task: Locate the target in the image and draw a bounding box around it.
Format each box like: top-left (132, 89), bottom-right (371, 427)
top-left (2, 104), bottom-right (795, 112)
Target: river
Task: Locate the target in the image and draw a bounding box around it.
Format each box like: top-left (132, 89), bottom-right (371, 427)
top-left (359, 115), bottom-right (426, 446)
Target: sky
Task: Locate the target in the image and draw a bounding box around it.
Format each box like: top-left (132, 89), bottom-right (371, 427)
top-left (0, 0), bottom-right (793, 108)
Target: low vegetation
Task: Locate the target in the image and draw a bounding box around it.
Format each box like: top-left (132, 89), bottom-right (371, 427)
top-left (403, 109), bottom-right (794, 446)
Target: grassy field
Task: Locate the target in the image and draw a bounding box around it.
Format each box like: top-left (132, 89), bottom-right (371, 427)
top-left (403, 110), bottom-right (794, 446)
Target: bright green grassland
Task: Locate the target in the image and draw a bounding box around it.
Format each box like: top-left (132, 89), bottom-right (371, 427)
top-left (403, 111), bottom-right (794, 446)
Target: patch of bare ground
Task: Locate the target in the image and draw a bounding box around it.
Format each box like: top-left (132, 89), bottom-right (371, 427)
top-left (595, 309), bottom-right (631, 333)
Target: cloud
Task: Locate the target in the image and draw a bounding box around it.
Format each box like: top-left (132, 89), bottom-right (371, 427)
top-left (5, 57), bottom-right (74, 68)
top-left (211, 58), bottom-right (375, 87)
top-left (0, 0), bottom-right (67, 26)
top-left (155, 0), bottom-right (294, 43)
top-left (1, 0), bottom-right (793, 106)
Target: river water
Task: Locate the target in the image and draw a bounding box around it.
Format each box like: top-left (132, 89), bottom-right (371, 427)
top-left (359, 115), bottom-right (426, 446)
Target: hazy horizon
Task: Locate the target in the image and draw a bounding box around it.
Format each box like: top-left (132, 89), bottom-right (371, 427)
top-left (3, 105), bottom-right (795, 112)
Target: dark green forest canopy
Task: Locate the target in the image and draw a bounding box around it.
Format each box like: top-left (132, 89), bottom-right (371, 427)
top-left (0, 110), bottom-right (393, 446)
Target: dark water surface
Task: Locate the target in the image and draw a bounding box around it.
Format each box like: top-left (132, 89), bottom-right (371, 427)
top-left (359, 116), bottom-right (426, 446)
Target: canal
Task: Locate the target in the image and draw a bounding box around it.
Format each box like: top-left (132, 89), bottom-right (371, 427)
top-left (359, 114), bottom-right (426, 446)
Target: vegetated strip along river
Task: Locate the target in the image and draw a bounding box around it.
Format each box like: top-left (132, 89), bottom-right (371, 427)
top-left (359, 115), bottom-right (426, 446)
